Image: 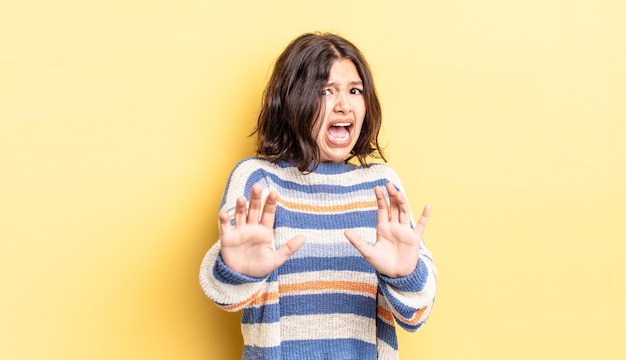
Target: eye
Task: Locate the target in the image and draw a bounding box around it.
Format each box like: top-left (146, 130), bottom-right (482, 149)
top-left (350, 88), bottom-right (363, 95)
top-left (321, 89), bottom-right (332, 96)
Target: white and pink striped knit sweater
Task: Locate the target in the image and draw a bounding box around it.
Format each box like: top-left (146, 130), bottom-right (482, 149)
top-left (200, 157), bottom-right (437, 360)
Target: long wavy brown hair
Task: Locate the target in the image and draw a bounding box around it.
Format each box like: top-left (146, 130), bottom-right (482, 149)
top-left (253, 32), bottom-right (386, 172)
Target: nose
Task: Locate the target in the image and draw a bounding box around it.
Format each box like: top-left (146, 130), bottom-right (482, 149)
top-left (334, 92), bottom-right (352, 113)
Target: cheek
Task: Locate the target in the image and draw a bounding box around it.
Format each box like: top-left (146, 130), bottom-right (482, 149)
top-left (355, 107), bottom-right (367, 138)
top-left (356, 104), bottom-right (366, 124)
top-left (355, 99), bottom-right (366, 117)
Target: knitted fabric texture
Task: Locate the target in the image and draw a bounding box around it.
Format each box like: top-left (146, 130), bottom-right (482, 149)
top-left (199, 158), bottom-right (437, 360)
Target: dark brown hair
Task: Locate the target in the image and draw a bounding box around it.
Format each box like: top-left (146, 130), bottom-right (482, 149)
top-left (254, 32), bottom-right (386, 172)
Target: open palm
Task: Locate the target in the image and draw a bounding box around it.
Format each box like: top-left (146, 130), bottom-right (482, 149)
top-left (219, 184), bottom-right (305, 278)
top-left (345, 182), bottom-right (431, 278)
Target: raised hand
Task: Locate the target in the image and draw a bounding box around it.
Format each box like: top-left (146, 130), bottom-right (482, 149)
top-left (344, 182), bottom-right (431, 278)
top-left (219, 184), bottom-right (306, 278)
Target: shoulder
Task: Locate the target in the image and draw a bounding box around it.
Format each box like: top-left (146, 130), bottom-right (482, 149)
top-left (222, 157), bottom-right (302, 195)
top-left (356, 162), bottom-right (411, 195)
top-left (227, 157), bottom-right (302, 183)
top-left (357, 162), bottom-right (402, 182)
top-left (221, 157), bottom-right (273, 192)
top-left (218, 158), bottom-right (274, 211)
top-left (229, 157), bottom-right (274, 176)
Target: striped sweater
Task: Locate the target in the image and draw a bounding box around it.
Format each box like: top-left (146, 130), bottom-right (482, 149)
top-left (199, 157), bottom-right (437, 360)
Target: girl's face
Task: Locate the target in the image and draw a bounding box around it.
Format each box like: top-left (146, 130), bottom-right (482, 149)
top-left (314, 58), bottom-right (366, 163)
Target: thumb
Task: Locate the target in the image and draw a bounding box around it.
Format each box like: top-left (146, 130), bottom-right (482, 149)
top-left (273, 235), bottom-right (306, 268)
top-left (344, 229), bottom-right (373, 259)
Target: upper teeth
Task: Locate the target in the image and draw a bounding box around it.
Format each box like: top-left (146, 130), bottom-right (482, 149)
top-left (333, 123), bottom-right (350, 127)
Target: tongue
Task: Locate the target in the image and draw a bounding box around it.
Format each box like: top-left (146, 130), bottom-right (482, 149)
top-left (328, 126), bottom-right (349, 141)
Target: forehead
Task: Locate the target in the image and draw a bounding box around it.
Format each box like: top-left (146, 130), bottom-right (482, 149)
top-left (327, 58), bottom-right (362, 83)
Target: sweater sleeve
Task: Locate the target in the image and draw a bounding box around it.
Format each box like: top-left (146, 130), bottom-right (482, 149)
top-left (375, 164), bottom-right (438, 331)
top-left (199, 240), bottom-right (270, 312)
top-left (198, 158), bottom-right (272, 311)
top-left (377, 241), bottom-right (437, 331)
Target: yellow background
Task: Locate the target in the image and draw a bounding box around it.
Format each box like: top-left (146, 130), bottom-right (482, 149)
top-left (2, 0), bottom-right (625, 359)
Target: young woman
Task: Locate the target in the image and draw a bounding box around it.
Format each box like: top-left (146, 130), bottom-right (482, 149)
top-left (200, 32), bottom-right (437, 360)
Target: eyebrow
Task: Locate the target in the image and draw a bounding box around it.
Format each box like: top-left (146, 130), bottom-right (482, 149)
top-left (325, 80), bottom-right (364, 87)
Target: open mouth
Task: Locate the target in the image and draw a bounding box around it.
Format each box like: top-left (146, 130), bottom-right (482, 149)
top-left (327, 122), bottom-right (353, 144)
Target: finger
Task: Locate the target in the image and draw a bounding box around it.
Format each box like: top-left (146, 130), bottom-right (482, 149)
top-left (387, 182), bottom-right (410, 225)
top-left (247, 184), bottom-right (263, 224)
top-left (273, 234), bottom-right (306, 268)
top-left (413, 204), bottom-right (432, 237)
top-left (259, 190), bottom-right (278, 227)
top-left (218, 211), bottom-right (233, 238)
top-left (374, 186), bottom-right (389, 225)
top-left (385, 182), bottom-right (402, 223)
top-left (344, 229), bottom-right (374, 260)
top-left (233, 196), bottom-right (248, 227)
